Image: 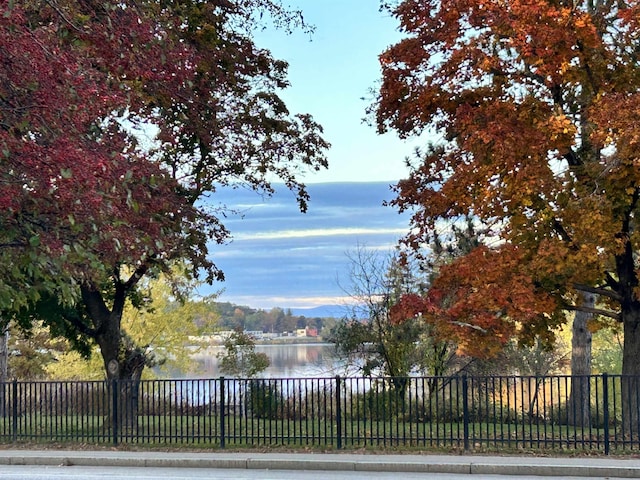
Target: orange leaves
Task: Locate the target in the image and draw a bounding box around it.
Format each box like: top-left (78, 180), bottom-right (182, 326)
top-left (393, 245), bottom-right (558, 359)
top-left (546, 113), bottom-right (577, 141)
top-left (379, 0), bottom-right (640, 374)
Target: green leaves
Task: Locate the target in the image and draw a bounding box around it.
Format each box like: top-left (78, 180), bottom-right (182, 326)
top-left (217, 330), bottom-right (270, 379)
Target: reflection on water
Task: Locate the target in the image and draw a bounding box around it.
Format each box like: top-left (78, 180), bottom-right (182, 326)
top-left (182, 343), bottom-right (348, 379)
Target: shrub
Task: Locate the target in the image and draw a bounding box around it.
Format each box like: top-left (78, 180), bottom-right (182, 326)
top-left (346, 382), bottom-right (408, 421)
top-left (247, 379), bottom-right (283, 419)
top-left (547, 401), bottom-right (611, 429)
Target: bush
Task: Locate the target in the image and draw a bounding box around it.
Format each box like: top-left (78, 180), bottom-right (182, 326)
top-left (283, 384), bottom-right (335, 420)
top-left (247, 380), bottom-right (283, 419)
top-left (547, 401), bottom-right (610, 429)
top-left (346, 382), bottom-right (408, 421)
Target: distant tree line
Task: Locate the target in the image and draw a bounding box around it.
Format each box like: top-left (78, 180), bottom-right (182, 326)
top-left (211, 303), bottom-right (337, 336)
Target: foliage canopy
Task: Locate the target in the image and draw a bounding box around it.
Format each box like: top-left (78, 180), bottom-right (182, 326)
top-left (0, 0), bottom-right (328, 380)
top-left (376, 0), bottom-right (640, 382)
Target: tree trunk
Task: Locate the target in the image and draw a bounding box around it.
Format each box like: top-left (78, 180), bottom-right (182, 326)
top-left (622, 304), bottom-right (640, 438)
top-left (616, 231), bottom-right (640, 437)
top-left (568, 293), bottom-right (593, 428)
top-left (0, 323), bottom-right (8, 417)
top-left (0, 324), bottom-right (8, 383)
top-left (111, 343), bottom-right (146, 431)
top-left (96, 328), bottom-right (146, 430)
top-left (81, 284), bottom-right (147, 430)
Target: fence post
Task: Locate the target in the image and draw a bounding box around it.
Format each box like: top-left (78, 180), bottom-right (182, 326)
top-left (219, 376), bottom-right (226, 449)
top-left (335, 375), bottom-right (342, 450)
top-left (602, 373), bottom-right (610, 455)
top-left (11, 379), bottom-right (17, 442)
top-left (111, 379), bottom-right (119, 446)
top-left (462, 375), bottom-right (470, 451)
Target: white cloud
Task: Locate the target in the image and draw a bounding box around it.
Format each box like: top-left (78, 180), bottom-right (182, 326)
top-left (227, 295), bottom-right (357, 310)
top-left (207, 182), bottom-right (412, 309)
top-left (234, 227), bottom-right (407, 241)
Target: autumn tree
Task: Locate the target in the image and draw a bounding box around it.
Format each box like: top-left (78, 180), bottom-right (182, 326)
top-left (1, 322), bottom-right (68, 380)
top-left (1, 0), bottom-right (327, 395)
top-left (390, 216), bottom-right (509, 361)
top-left (375, 0), bottom-right (640, 431)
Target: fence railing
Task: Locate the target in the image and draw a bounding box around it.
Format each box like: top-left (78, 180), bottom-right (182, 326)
top-left (1, 374), bottom-right (640, 453)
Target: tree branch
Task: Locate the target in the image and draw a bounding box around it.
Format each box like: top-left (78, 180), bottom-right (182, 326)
top-left (80, 283), bottom-right (111, 333)
top-left (59, 310), bottom-right (99, 337)
top-left (563, 148), bottom-right (581, 167)
top-left (604, 272), bottom-right (620, 290)
top-left (123, 262), bottom-right (150, 292)
top-left (44, 0), bottom-right (84, 33)
top-left (574, 283), bottom-right (623, 302)
top-left (565, 303), bottom-right (620, 322)
top-left (552, 218), bottom-right (573, 244)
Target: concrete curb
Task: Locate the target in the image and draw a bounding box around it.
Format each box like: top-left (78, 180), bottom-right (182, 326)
top-left (0, 451), bottom-right (639, 477)
top-left (468, 462), bottom-right (640, 478)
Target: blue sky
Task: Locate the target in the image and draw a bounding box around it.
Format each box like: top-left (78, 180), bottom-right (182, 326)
top-left (202, 2), bottom-right (422, 311)
top-left (254, 1), bottom-right (421, 184)
top-left (205, 183), bottom-right (411, 310)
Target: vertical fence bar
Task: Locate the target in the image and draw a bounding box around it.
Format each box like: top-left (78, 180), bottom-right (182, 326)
top-left (335, 375), bottom-right (342, 450)
top-left (603, 373), bottom-right (610, 455)
top-left (309, 379), bottom-right (316, 445)
top-left (612, 375), bottom-right (619, 450)
top-left (219, 377), bottom-right (225, 449)
top-left (462, 375), bottom-right (470, 451)
top-left (455, 377), bottom-right (461, 447)
top-left (111, 379), bottom-right (118, 446)
top-left (0, 381), bottom-right (5, 422)
top-left (382, 378), bottom-right (387, 447)
top-left (11, 379), bottom-right (17, 442)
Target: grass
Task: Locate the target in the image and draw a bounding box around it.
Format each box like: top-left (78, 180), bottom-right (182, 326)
top-left (0, 413), bottom-right (626, 454)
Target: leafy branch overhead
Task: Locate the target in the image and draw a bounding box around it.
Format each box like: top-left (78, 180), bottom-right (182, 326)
top-left (0, 0), bottom-right (328, 382)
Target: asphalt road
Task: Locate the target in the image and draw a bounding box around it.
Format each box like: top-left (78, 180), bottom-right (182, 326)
top-left (0, 466), bottom-right (630, 480)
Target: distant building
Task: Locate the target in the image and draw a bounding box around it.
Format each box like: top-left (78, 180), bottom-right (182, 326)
top-left (245, 330), bottom-right (264, 340)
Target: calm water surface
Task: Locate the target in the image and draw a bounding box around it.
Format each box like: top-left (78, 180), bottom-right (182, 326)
top-left (185, 343), bottom-right (348, 379)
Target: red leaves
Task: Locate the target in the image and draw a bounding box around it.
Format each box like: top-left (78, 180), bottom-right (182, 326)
top-left (0, 1), bottom-right (327, 288)
top-left (0, 2), bottom-right (197, 282)
top-left (390, 293), bottom-right (431, 326)
top-left (392, 244), bottom-right (558, 359)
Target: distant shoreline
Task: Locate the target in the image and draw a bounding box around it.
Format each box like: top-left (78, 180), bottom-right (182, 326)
top-left (255, 338), bottom-right (329, 346)
top-left (255, 336), bottom-right (326, 345)
top-left (200, 337), bottom-right (328, 347)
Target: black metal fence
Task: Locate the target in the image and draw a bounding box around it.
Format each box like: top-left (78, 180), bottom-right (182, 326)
top-left (1, 374), bottom-right (640, 453)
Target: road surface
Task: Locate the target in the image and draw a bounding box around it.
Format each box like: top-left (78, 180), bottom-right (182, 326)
top-left (0, 465), bottom-right (627, 480)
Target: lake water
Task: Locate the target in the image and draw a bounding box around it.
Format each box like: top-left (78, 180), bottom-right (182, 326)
top-left (185, 343), bottom-right (348, 379)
